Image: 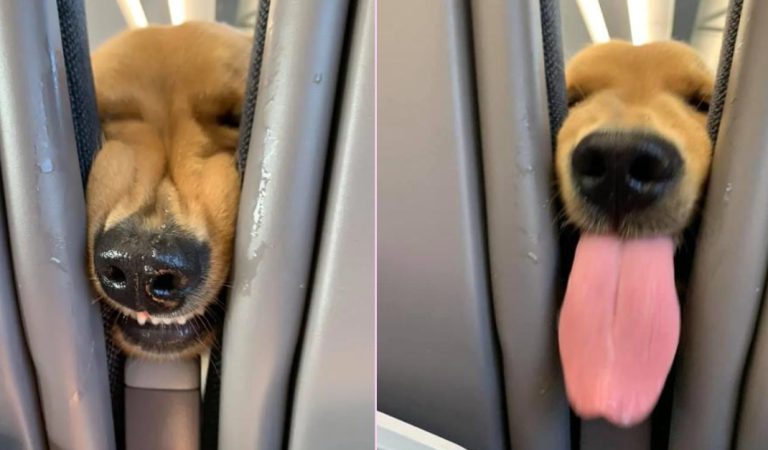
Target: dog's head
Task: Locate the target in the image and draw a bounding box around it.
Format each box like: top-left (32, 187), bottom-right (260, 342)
top-left (87, 22), bottom-right (252, 359)
top-left (555, 41), bottom-right (716, 426)
top-left (556, 40), bottom-right (714, 237)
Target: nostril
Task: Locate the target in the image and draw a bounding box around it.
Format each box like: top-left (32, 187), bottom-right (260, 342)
top-left (101, 265), bottom-right (127, 289)
top-left (572, 148), bottom-right (608, 189)
top-left (148, 271), bottom-right (188, 300)
top-left (629, 153), bottom-right (675, 184)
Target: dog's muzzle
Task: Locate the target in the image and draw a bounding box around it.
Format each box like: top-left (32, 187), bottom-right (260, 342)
top-left (570, 130), bottom-right (683, 225)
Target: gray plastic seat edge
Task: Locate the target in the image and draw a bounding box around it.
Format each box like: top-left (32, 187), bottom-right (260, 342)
top-left (669, 0), bottom-right (768, 448)
top-left (378, 1), bottom-right (507, 448)
top-left (702, 0), bottom-right (768, 450)
top-left (287, 0), bottom-right (374, 448)
top-left (0, 1), bottom-right (114, 449)
top-left (468, 0), bottom-right (570, 447)
top-left (737, 286), bottom-right (768, 450)
top-left (0, 195), bottom-right (46, 450)
top-left (218, 1), bottom-right (350, 448)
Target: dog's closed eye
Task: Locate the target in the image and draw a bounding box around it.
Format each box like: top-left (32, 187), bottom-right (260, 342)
top-left (216, 110), bottom-right (241, 129)
top-left (193, 89), bottom-right (243, 130)
top-left (192, 101), bottom-right (243, 153)
top-left (567, 89), bottom-right (589, 108)
top-left (685, 93), bottom-right (710, 114)
top-left (100, 98), bottom-right (143, 122)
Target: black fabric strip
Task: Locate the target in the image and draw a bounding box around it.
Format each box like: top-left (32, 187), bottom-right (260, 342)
top-left (201, 326), bottom-right (224, 449)
top-left (707, 0), bottom-right (744, 142)
top-left (537, 3), bottom-right (581, 447)
top-left (236, 0), bottom-right (273, 175)
top-left (539, 0), bottom-right (568, 149)
top-left (56, 1), bottom-right (126, 448)
top-left (56, 0), bottom-right (101, 187)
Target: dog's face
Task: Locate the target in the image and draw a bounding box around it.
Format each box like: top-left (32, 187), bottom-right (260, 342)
top-left (87, 23), bottom-right (251, 359)
top-left (556, 41), bottom-right (714, 238)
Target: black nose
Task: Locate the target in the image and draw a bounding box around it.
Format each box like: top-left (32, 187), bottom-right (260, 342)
top-left (570, 131), bottom-right (683, 220)
top-left (93, 223), bottom-right (210, 314)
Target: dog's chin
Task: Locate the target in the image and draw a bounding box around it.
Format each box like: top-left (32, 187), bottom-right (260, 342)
top-left (108, 303), bottom-right (223, 360)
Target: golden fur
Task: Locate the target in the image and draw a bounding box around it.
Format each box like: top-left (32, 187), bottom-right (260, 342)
top-left (86, 22), bottom-right (252, 358)
top-left (556, 40), bottom-right (714, 237)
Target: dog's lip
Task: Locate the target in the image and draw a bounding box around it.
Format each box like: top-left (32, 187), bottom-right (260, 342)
top-left (101, 297), bottom-right (209, 325)
top-left (112, 304), bottom-right (222, 355)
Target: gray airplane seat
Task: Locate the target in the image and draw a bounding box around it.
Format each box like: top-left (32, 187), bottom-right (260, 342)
top-left (217, 0), bottom-right (374, 448)
top-left (0, 0), bottom-right (114, 448)
top-left (1, 0), bottom-right (373, 449)
top-left (380, 0), bottom-right (569, 448)
top-left (380, 0), bottom-right (768, 449)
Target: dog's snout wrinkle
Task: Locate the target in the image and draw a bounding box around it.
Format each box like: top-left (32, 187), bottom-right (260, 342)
top-left (94, 222), bottom-right (210, 314)
top-left (571, 131), bottom-right (682, 223)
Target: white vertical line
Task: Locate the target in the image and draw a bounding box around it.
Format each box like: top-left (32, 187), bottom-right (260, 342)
top-left (116, 0), bottom-right (148, 28)
top-left (576, 0), bottom-right (611, 43)
top-left (627, 0), bottom-right (651, 44)
top-left (168, 0), bottom-right (187, 25)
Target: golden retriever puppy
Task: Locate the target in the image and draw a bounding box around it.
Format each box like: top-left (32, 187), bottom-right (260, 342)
top-left (554, 41), bottom-right (714, 426)
top-left (86, 22), bottom-right (251, 359)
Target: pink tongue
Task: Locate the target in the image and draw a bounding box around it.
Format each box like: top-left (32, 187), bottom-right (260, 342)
top-left (558, 234), bottom-right (680, 427)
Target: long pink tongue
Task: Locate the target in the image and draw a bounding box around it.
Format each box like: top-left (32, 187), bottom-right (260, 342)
top-left (558, 234), bottom-right (679, 427)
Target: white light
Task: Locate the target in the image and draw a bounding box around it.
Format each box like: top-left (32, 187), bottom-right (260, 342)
top-left (627, 0), bottom-right (651, 45)
top-left (168, 0), bottom-right (187, 25)
top-left (117, 0), bottom-right (148, 28)
top-left (169, 0), bottom-right (216, 24)
top-left (575, 0), bottom-right (611, 43)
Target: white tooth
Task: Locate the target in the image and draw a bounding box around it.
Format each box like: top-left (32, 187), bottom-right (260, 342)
top-left (137, 315), bottom-right (147, 326)
top-left (178, 317), bottom-right (187, 325)
top-left (162, 318), bottom-right (173, 325)
top-left (150, 317), bottom-right (160, 326)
